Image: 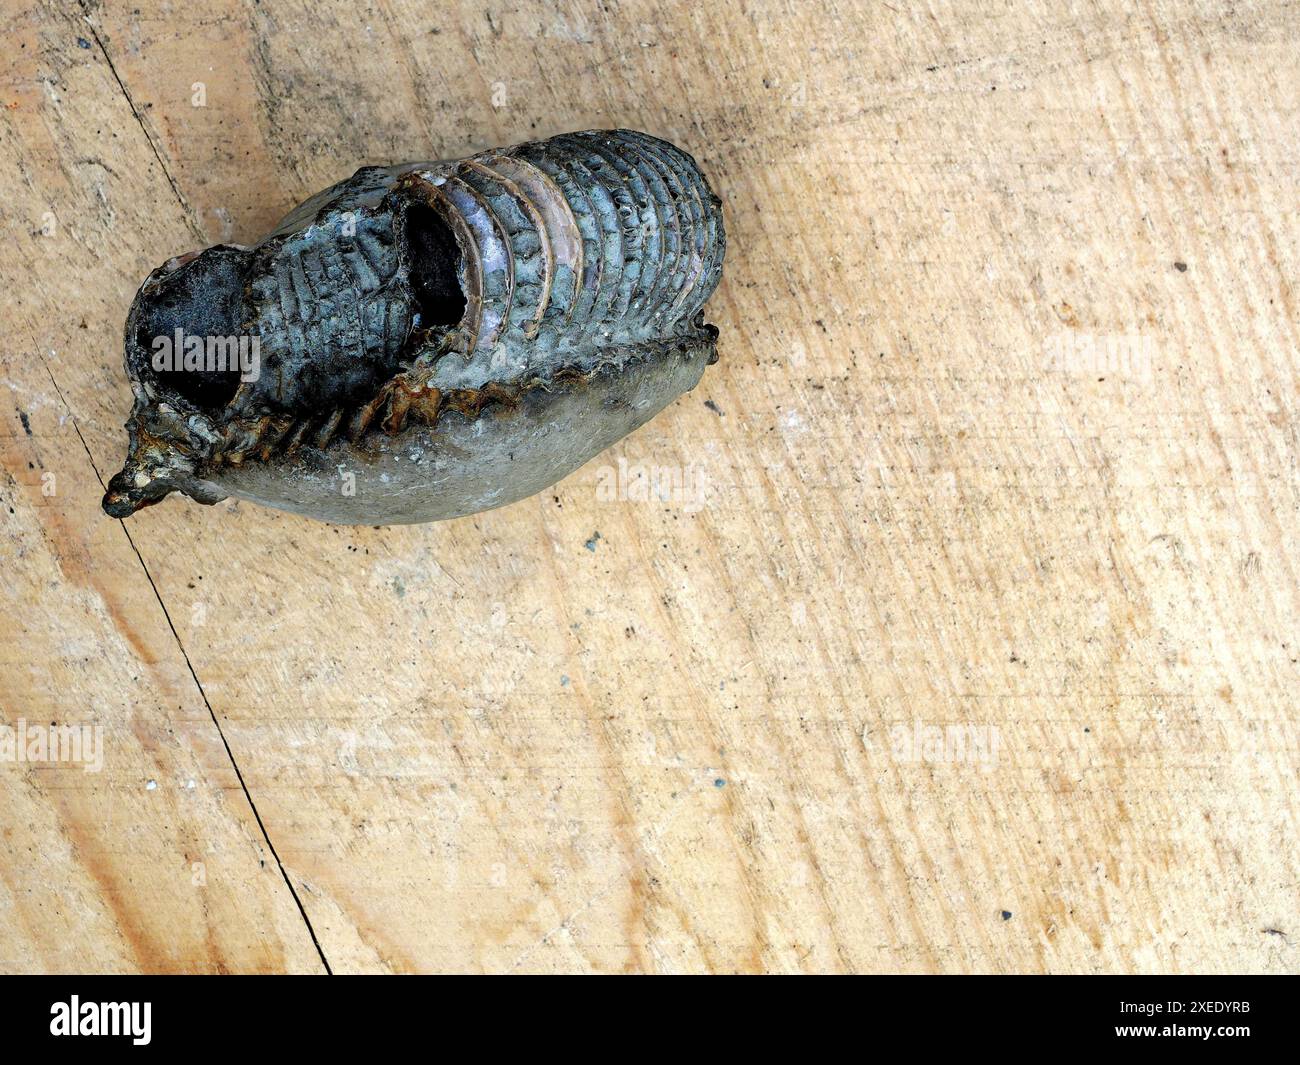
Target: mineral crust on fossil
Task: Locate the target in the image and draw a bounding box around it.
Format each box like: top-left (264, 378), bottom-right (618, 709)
top-left (102, 129), bottom-right (725, 524)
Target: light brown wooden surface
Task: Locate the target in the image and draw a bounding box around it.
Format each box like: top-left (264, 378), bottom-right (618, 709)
top-left (1, 0), bottom-right (1297, 973)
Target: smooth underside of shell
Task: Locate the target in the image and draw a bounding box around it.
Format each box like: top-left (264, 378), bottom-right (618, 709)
top-left (208, 335), bottom-right (713, 525)
top-left (102, 129), bottom-right (725, 524)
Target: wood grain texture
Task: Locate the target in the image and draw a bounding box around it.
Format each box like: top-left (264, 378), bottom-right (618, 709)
top-left (1, 0), bottom-right (1296, 973)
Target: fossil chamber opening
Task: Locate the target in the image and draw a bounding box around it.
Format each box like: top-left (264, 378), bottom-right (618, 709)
top-left (401, 200), bottom-right (466, 333)
top-left (131, 245), bottom-right (250, 414)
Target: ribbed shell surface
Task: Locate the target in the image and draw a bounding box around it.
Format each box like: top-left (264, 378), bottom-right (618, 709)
top-left (407, 129), bottom-right (725, 390)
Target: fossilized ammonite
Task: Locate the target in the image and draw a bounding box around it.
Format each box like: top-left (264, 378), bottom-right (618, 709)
top-left (102, 129), bottom-right (725, 524)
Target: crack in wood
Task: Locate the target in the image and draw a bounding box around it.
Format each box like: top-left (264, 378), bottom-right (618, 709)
top-left (37, 351), bottom-right (334, 975)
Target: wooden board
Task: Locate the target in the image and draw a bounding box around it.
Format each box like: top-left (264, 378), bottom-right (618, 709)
top-left (1, 0), bottom-right (1296, 973)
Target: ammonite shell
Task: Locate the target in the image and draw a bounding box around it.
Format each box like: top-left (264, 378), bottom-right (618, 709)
top-left (102, 129), bottom-right (725, 524)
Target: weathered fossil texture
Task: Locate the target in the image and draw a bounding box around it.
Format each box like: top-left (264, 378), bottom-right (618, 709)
top-left (102, 129), bottom-right (726, 524)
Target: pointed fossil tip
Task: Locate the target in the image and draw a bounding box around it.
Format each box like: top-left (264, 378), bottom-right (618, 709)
top-left (102, 464), bottom-right (166, 518)
top-left (101, 488), bottom-right (142, 519)
top-left (101, 396), bottom-right (231, 519)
